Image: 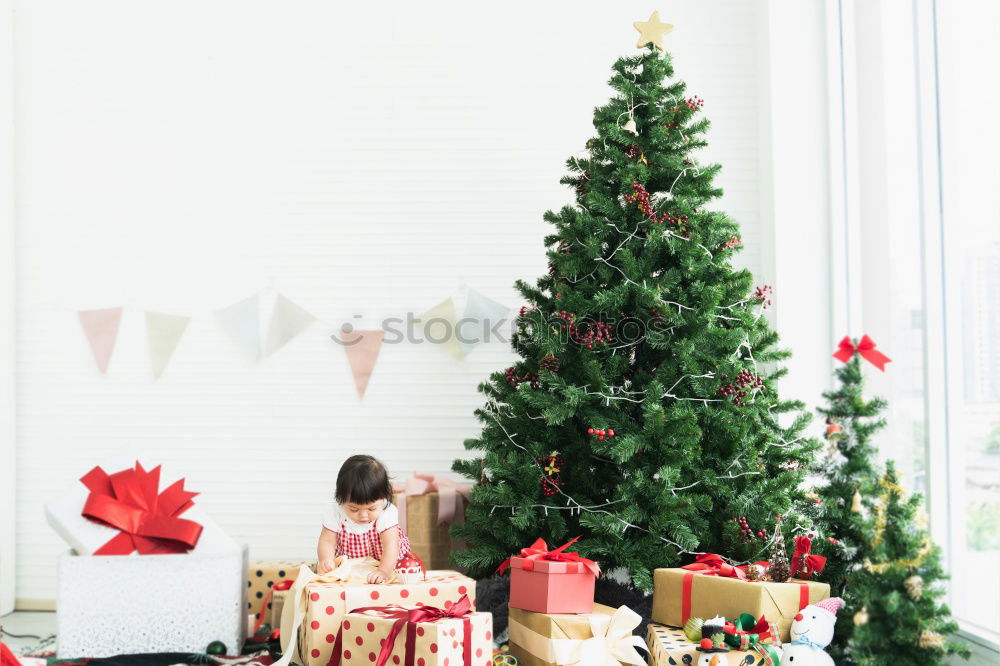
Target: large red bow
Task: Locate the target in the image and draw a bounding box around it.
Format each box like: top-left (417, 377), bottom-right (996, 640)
top-left (80, 462), bottom-right (203, 555)
top-left (790, 536), bottom-right (826, 579)
top-left (496, 536), bottom-right (601, 577)
top-left (681, 553), bottom-right (749, 580)
top-left (334, 595), bottom-right (474, 666)
top-left (832, 335), bottom-right (891, 371)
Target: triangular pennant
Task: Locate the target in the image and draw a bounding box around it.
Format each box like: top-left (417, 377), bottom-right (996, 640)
top-left (337, 329), bottom-right (385, 398)
top-left (461, 288), bottom-right (511, 356)
top-left (215, 294), bottom-right (261, 361)
top-left (263, 293), bottom-right (316, 357)
top-left (77, 307), bottom-right (123, 373)
top-left (144, 311), bottom-right (191, 380)
top-left (419, 297), bottom-right (464, 362)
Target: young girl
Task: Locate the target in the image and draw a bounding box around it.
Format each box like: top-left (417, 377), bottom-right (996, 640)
top-left (317, 454), bottom-right (414, 583)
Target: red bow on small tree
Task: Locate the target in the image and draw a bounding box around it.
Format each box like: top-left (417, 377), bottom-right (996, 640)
top-left (790, 536), bottom-right (826, 579)
top-left (832, 335), bottom-right (892, 371)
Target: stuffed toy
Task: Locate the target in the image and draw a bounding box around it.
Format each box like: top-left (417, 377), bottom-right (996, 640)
top-left (780, 597), bottom-right (843, 666)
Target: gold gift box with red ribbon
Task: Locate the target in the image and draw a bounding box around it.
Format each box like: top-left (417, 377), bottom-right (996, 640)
top-left (394, 474), bottom-right (471, 570)
top-left (278, 562), bottom-right (477, 666)
top-left (336, 595), bottom-right (493, 666)
top-left (247, 560), bottom-right (315, 623)
top-left (651, 559), bottom-right (829, 642)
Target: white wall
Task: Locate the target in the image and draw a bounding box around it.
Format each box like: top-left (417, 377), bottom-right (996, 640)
top-left (12, 0), bottom-right (780, 602)
top-left (1, 0), bottom-right (16, 617)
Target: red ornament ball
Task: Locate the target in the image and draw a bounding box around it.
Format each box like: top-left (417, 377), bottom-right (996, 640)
top-left (700, 638), bottom-right (713, 650)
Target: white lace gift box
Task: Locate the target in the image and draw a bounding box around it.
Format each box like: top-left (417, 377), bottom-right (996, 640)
top-left (56, 544), bottom-right (248, 658)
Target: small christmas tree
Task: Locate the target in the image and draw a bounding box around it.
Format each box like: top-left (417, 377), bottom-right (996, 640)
top-left (767, 514), bottom-right (791, 582)
top-left (451, 13), bottom-right (818, 590)
top-left (812, 348), bottom-right (888, 588)
top-left (802, 338), bottom-right (891, 661)
top-left (847, 463), bottom-right (969, 665)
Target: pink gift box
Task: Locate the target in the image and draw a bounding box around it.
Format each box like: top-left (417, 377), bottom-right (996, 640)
top-left (509, 556), bottom-right (595, 614)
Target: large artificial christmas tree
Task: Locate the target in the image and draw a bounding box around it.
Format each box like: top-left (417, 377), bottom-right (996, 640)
top-left (847, 463), bottom-right (969, 665)
top-left (451, 14), bottom-right (818, 590)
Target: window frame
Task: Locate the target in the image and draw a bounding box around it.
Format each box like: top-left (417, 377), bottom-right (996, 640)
top-left (827, 0), bottom-right (999, 651)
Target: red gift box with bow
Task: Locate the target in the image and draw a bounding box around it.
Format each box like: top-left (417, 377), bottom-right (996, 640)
top-left (498, 537), bottom-right (600, 614)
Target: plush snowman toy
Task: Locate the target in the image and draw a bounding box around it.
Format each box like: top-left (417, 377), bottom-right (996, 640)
top-left (780, 597), bottom-right (843, 666)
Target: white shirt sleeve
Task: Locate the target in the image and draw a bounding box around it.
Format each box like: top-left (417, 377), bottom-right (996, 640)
top-left (375, 500), bottom-right (399, 534)
top-left (322, 502), bottom-right (344, 532)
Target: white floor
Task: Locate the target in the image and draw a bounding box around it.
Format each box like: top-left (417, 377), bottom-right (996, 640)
top-left (0, 611), bottom-right (57, 658)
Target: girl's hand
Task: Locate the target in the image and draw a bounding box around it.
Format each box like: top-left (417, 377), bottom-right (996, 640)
top-left (366, 567), bottom-right (392, 584)
top-left (318, 558), bottom-right (337, 574)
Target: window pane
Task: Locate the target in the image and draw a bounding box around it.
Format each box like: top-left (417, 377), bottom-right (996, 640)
top-left (937, 0), bottom-right (1000, 637)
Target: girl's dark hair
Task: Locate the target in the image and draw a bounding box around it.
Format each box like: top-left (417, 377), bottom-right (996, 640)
top-left (335, 455), bottom-right (394, 505)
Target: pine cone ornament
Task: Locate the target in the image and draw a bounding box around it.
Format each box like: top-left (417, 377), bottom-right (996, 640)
top-left (904, 574), bottom-right (925, 600)
top-left (540, 353), bottom-right (560, 373)
top-left (917, 630), bottom-right (944, 649)
top-left (744, 563), bottom-right (765, 581)
top-left (853, 607), bottom-right (869, 626)
top-left (767, 515), bottom-right (792, 582)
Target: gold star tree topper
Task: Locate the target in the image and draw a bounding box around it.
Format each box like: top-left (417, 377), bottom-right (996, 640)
top-left (633, 10), bottom-right (674, 51)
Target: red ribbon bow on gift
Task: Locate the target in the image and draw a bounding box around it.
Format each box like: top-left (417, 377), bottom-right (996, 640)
top-left (790, 536), bottom-right (827, 579)
top-left (832, 335), bottom-right (892, 371)
top-left (495, 536), bottom-right (601, 577)
top-left (80, 462), bottom-right (203, 555)
top-left (681, 553), bottom-right (749, 580)
top-left (332, 595), bottom-right (475, 666)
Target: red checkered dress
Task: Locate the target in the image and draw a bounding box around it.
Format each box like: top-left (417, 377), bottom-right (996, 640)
top-left (329, 502), bottom-right (413, 567)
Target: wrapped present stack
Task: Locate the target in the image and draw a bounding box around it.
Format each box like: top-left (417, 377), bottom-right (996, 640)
top-left (393, 473), bottom-right (471, 570)
top-left (274, 557), bottom-right (486, 666)
top-left (44, 461), bottom-right (247, 658)
top-left (645, 547), bottom-right (833, 666)
top-left (500, 538), bottom-right (646, 666)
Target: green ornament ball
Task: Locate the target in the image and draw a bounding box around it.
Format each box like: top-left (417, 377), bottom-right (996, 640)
top-left (206, 640), bottom-right (227, 656)
top-left (683, 617), bottom-right (704, 642)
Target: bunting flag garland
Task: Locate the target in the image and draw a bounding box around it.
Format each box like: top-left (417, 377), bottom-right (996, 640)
top-left (77, 306), bottom-right (123, 374)
top-left (145, 311), bottom-right (191, 380)
top-left (263, 293), bottom-right (316, 358)
top-left (214, 294), bottom-right (261, 361)
top-left (338, 329), bottom-right (385, 398)
top-left (419, 297), bottom-right (464, 362)
top-left (76, 283), bottom-right (507, 388)
top-left (461, 288), bottom-right (511, 357)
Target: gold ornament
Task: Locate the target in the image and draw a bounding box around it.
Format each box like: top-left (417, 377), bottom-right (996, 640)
top-left (851, 488), bottom-right (862, 513)
top-left (917, 630), bottom-right (944, 649)
top-left (853, 607), bottom-right (869, 626)
top-left (904, 574), bottom-right (925, 600)
top-left (633, 10), bottom-right (674, 52)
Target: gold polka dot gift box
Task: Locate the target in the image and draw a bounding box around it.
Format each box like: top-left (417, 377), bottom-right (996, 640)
top-left (337, 595), bottom-right (492, 666)
top-left (246, 559), bottom-right (316, 624)
top-left (275, 559), bottom-right (477, 666)
top-left (646, 624), bottom-right (779, 666)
